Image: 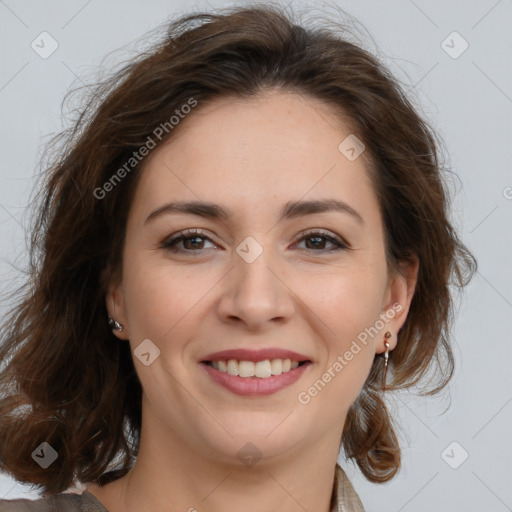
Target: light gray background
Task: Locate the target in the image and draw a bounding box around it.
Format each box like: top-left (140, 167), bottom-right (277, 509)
top-left (0, 1), bottom-right (511, 511)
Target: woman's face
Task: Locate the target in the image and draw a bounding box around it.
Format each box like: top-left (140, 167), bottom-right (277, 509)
top-left (109, 90), bottom-right (416, 465)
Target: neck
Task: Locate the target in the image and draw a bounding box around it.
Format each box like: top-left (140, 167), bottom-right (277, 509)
top-left (87, 402), bottom-right (345, 512)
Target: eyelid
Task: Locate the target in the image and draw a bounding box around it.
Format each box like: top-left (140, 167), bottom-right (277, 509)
top-left (161, 228), bottom-right (214, 245)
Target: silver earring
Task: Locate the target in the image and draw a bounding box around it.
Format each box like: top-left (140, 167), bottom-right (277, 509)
top-left (108, 317), bottom-right (123, 331)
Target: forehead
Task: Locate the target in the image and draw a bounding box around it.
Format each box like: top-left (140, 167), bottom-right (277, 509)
top-left (129, 90), bottom-right (380, 228)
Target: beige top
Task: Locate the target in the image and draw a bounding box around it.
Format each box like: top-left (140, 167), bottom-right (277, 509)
top-left (0, 463), bottom-right (365, 511)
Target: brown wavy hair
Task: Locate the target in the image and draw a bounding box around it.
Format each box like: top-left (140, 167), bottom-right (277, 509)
top-left (0, 2), bottom-right (476, 494)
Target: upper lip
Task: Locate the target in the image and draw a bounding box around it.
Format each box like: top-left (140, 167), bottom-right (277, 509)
top-left (200, 348), bottom-right (311, 363)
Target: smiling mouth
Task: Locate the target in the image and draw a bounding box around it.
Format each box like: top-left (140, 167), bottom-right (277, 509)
top-left (202, 359), bottom-right (310, 379)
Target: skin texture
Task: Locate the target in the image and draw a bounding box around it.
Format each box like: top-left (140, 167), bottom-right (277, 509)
top-left (86, 89), bottom-right (418, 512)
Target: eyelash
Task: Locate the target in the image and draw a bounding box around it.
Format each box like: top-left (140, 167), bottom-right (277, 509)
top-left (160, 228), bottom-right (349, 254)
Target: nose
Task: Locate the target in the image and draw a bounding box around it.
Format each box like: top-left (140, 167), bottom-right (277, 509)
top-left (216, 243), bottom-right (295, 331)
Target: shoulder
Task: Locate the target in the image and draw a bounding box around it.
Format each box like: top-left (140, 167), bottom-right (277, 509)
top-left (0, 493), bottom-right (82, 511)
top-left (333, 463), bottom-right (366, 512)
top-left (0, 491), bottom-right (106, 512)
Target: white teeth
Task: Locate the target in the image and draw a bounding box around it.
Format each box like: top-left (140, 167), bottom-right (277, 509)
top-left (238, 361), bottom-right (255, 377)
top-left (255, 360), bottom-right (272, 378)
top-left (209, 358), bottom-right (303, 378)
top-left (227, 359), bottom-right (239, 376)
top-left (270, 359), bottom-right (282, 375)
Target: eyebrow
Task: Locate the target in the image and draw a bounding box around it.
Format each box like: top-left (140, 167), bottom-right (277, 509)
top-left (144, 198), bottom-right (364, 225)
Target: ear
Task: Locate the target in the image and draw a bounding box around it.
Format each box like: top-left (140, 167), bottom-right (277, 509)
top-left (105, 273), bottom-right (130, 341)
top-left (377, 255), bottom-right (419, 354)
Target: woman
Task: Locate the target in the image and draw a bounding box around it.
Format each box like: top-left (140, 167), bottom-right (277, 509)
top-left (0, 3), bottom-right (476, 511)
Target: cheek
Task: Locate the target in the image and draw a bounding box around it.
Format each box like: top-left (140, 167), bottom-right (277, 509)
top-left (121, 253), bottom-right (218, 340)
top-left (303, 260), bottom-right (387, 340)
top-left (304, 272), bottom-right (382, 407)
top-left (300, 262), bottom-right (386, 403)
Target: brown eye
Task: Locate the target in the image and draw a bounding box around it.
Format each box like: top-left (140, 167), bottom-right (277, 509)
top-left (160, 228), bottom-right (348, 255)
top-left (161, 229), bottom-right (217, 253)
top-left (295, 230), bottom-right (348, 252)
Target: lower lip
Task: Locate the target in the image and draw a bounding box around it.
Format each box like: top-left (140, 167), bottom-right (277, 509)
top-left (200, 362), bottom-right (312, 396)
